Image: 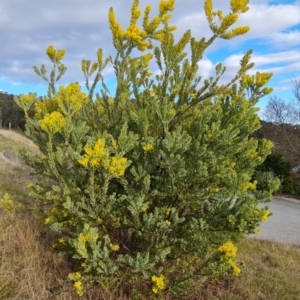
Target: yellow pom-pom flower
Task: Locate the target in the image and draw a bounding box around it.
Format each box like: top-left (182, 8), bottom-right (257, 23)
top-left (40, 111), bottom-right (66, 134)
top-left (143, 144), bottom-right (154, 152)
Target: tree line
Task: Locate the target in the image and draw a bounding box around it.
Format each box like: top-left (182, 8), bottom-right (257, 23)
top-left (255, 77), bottom-right (300, 196)
top-left (0, 92), bottom-right (35, 130)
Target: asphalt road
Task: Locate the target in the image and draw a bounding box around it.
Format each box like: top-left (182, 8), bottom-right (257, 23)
top-left (251, 196), bottom-right (300, 245)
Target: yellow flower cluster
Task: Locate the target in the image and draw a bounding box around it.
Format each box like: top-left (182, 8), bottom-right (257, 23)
top-left (35, 98), bottom-right (59, 118)
top-left (256, 72), bottom-right (273, 87)
top-left (141, 53), bottom-right (153, 67)
top-left (242, 72), bottom-right (273, 89)
top-left (228, 259), bottom-right (241, 276)
top-left (59, 237), bottom-right (65, 244)
top-left (142, 5), bottom-right (152, 29)
top-left (108, 97), bottom-right (114, 106)
top-left (15, 93), bottom-right (37, 111)
top-left (81, 232), bottom-right (98, 243)
top-left (81, 59), bottom-right (98, 74)
top-left (141, 204), bottom-right (148, 212)
top-left (91, 62), bottom-right (98, 73)
top-left (40, 111), bottom-right (66, 134)
top-left (97, 48), bottom-right (103, 63)
top-left (164, 220), bottom-right (171, 226)
top-left (108, 0), bottom-right (178, 51)
top-left (168, 108), bottom-right (176, 115)
top-left (96, 104), bottom-right (105, 115)
top-left (78, 139), bottom-right (129, 176)
top-left (128, 53), bottom-right (153, 76)
top-left (261, 211), bottom-right (270, 222)
top-left (126, 24), bottom-right (149, 51)
top-left (40, 155), bottom-right (47, 161)
top-left (78, 139), bottom-right (108, 168)
top-left (219, 241), bottom-right (241, 276)
top-left (56, 83), bottom-right (87, 115)
top-left (0, 193), bottom-right (21, 213)
top-left (227, 215), bottom-right (235, 224)
top-left (146, 16), bottom-right (161, 33)
top-left (230, 0), bottom-right (249, 14)
top-left (204, 0), bottom-right (213, 19)
top-left (78, 232), bottom-right (91, 243)
top-left (68, 272), bottom-right (84, 296)
top-left (241, 74), bottom-right (254, 87)
top-left (74, 281), bottom-right (84, 296)
top-left (21, 95), bottom-right (35, 106)
top-left (130, 0), bottom-right (141, 24)
top-left (224, 26), bottom-right (250, 38)
top-left (208, 186), bottom-right (219, 193)
top-left (205, 0), bottom-right (250, 39)
top-left (108, 8), bottom-right (125, 40)
top-left (46, 45), bottom-right (66, 62)
top-left (27, 183), bottom-right (34, 189)
top-left (81, 59), bottom-right (87, 72)
top-left (159, 0), bottom-right (175, 14)
top-left (265, 139), bottom-right (273, 150)
top-left (218, 241), bottom-right (238, 258)
top-left (220, 13), bottom-right (239, 30)
top-left (151, 274), bottom-right (166, 294)
top-left (107, 157), bottom-right (128, 177)
top-left (112, 140), bottom-right (118, 149)
top-left (242, 180), bottom-right (257, 192)
top-left (143, 143), bottom-right (154, 152)
top-left (109, 243), bottom-right (120, 251)
top-left (45, 217), bottom-right (51, 225)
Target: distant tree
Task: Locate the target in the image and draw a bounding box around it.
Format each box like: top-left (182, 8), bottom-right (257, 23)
top-left (264, 77), bottom-right (300, 165)
top-left (256, 152), bottom-right (294, 194)
top-left (0, 92), bottom-right (26, 129)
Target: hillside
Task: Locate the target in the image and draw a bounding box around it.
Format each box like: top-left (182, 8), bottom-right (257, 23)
top-left (254, 120), bottom-right (300, 168)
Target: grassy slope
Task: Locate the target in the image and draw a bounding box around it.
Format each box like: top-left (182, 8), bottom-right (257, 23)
top-left (0, 129), bottom-right (39, 201)
top-left (0, 130), bottom-right (299, 299)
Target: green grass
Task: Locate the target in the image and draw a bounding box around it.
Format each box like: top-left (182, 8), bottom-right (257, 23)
top-left (0, 130), bottom-right (300, 299)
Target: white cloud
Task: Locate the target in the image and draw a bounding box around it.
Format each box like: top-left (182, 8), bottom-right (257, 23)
top-left (222, 50), bottom-right (300, 76)
top-left (239, 3), bottom-right (300, 38)
top-left (197, 58), bottom-right (215, 79)
top-left (267, 30), bottom-right (300, 49)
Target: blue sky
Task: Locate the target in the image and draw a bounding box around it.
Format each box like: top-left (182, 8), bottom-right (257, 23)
top-left (0, 0), bottom-right (300, 113)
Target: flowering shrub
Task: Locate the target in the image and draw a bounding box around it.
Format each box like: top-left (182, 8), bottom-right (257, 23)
top-left (13, 0), bottom-right (280, 298)
top-left (0, 193), bottom-right (22, 213)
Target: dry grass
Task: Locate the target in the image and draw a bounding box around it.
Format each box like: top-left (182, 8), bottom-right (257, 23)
top-left (0, 129), bottom-right (300, 299)
top-left (1, 214), bottom-right (299, 300)
top-left (196, 238), bottom-right (300, 300)
top-left (0, 213), bottom-right (75, 300)
top-left (0, 213), bottom-right (129, 299)
top-left (0, 135), bottom-right (37, 203)
top-left (0, 129), bottom-right (37, 150)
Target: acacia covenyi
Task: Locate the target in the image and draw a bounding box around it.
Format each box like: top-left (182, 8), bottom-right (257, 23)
top-left (12, 0), bottom-right (279, 298)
